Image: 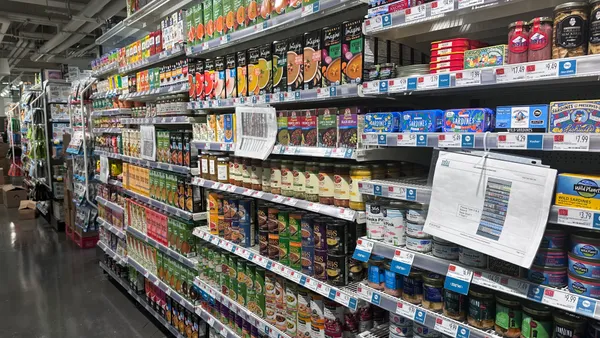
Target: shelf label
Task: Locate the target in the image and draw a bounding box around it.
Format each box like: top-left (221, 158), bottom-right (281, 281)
top-left (473, 271), bottom-right (529, 298)
top-left (365, 14), bottom-right (391, 33)
top-left (495, 64), bottom-right (527, 83)
top-left (304, 277), bottom-right (319, 291)
top-left (379, 80), bottom-right (388, 93)
top-left (417, 74), bottom-right (446, 90)
top-left (553, 134), bottom-right (590, 151)
top-left (497, 133), bottom-right (527, 149)
top-left (438, 134), bottom-right (462, 148)
top-left (336, 291), bottom-right (352, 308)
top-left (431, 0), bottom-right (455, 16)
top-left (396, 302), bottom-right (416, 318)
top-left (362, 133), bottom-right (379, 145)
top-left (352, 239), bottom-right (374, 262)
top-left (397, 133), bottom-right (417, 147)
top-left (526, 60), bottom-right (559, 80)
top-left (542, 289), bottom-right (578, 311)
top-left (557, 208), bottom-right (600, 229)
top-left (413, 309), bottom-right (427, 324)
top-left (306, 203), bottom-right (322, 213)
top-left (283, 197), bottom-right (298, 206)
top-left (434, 318), bottom-right (459, 337)
top-left (289, 270), bottom-right (302, 283)
top-left (405, 4), bottom-right (427, 22)
top-left (388, 78), bottom-right (408, 93)
top-left (219, 34), bottom-right (231, 45)
top-left (390, 249), bottom-right (415, 276)
top-left (444, 264), bottom-right (473, 295)
top-left (455, 69), bottom-right (481, 87)
top-left (301, 0), bottom-right (320, 16)
top-left (458, 0), bottom-right (483, 9)
top-left (317, 87), bottom-right (332, 99)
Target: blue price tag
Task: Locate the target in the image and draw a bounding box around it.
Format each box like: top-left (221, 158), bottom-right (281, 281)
top-left (438, 74), bottom-right (451, 88)
top-left (457, 326), bottom-right (471, 338)
top-left (265, 94), bottom-right (270, 103)
top-left (313, 1), bottom-right (320, 11)
top-left (461, 134), bottom-right (474, 148)
top-left (527, 285), bottom-right (544, 302)
top-left (262, 21), bottom-right (268, 29)
top-left (330, 86), bottom-right (337, 97)
top-left (231, 245), bottom-right (237, 252)
top-left (527, 134), bottom-right (544, 149)
top-left (266, 261), bottom-right (272, 270)
top-left (577, 297), bottom-right (596, 316)
top-left (371, 292), bottom-right (381, 305)
top-left (264, 325), bottom-right (270, 335)
top-left (300, 276), bottom-right (307, 286)
top-left (594, 214), bottom-right (600, 229)
top-left (239, 96), bottom-right (245, 104)
top-left (279, 93), bottom-right (285, 102)
top-left (559, 60), bottom-right (577, 76)
top-left (294, 91), bottom-right (301, 100)
top-left (390, 259), bottom-right (411, 276)
top-left (373, 185), bottom-right (383, 196)
top-left (348, 298), bottom-right (358, 310)
top-left (379, 80), bottom-right (388, 93)
top-left (416, 134), bottom-right (428, 147)
top-left (406, 188), bottom-right (416, 201)
top-left (328, 289), bottom-right (337, 300)
top-left (248, 253), bottom-right (254, 260)
top-left (413, 309), bottom-right (426, 324)
top-left (407, 78), bottom-right (417, 90)
top-left (378, 134), bottom-right (387, 145)
top-left (444, 276), bottom-right (471, 295)
top-left (252, 96), bottom-right (257, 104)
top-left (382, 14), bottom-right (392, 27)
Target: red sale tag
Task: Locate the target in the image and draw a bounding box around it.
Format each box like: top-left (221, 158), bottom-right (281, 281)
top-left (527, 65), bottom-right (536, 72)
top-left (554, 135), bottom-right (565, 142)
top-left (456, 72), bottom-right (463, 79)
top-left (499, 135), bottom-right (507, 141)
top-left (559, 209), bottom-right (568, 216)
top-left (496, 68), bottom-right (505, 75)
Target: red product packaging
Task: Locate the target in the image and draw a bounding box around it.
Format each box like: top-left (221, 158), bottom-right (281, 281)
top-left (430, 66), bottom-right (464, 74)
top-left (155, 29), bottom-right (163, 54)
top-left (430, 60), bottom-right (464, 70)
top-left (430, 52), bottom-right (465, 63)
top-left (149, 31), bottom-right (157, 56)
top-left (431, 46), bottom-right (470, 57)
top-left (430, 38), bottom-right (471, 50)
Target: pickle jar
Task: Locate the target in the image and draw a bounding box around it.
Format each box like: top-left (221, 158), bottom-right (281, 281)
top-left (350, 165), bottom-right (372, 211)
top-left (270, 159), bottom-right (282, 195)
top-left (217, 156), bottom-right (230, 183)
top-left (281, 160), bottom-right (294, 197)
top-left (262, 159), bottom-right (271, 193)
top-left (319, 163), bottom-right (335, 205)
top-left (305, 162), bottom-right (320, 202)
top-left (521, 303), bottom-right (552, 338)
top-left (334, 164), bottom-right (351, 207)
top-left (251, 159), bottom-right (263, 191)
top-left (292, 161), bottom-right (306, 199)
top-left (242, 157), bottom-right (252, 188)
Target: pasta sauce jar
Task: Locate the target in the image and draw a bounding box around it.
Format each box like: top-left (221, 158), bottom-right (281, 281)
top-left (528, 17), bottom-right (553, 61)
top-left (507, 21), bottom-right (529, 64)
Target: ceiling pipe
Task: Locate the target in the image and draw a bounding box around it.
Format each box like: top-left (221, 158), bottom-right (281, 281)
top-left (10, 41), bottom-right (35, 67)
top-left (0, 19), bottom-right (10, 46)
top-left (8, 0), bottom-right (85, 11)
top-left (30, 0), bottom-right (113, 59)
top-left (46, 0), bottom-right (126, 59)
top-left (0, 12), bottom-right (69, 26)
top-left (6, 40), bottom-right (25, 60)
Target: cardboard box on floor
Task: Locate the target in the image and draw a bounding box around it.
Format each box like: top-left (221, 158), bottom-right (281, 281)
top-left (18, 200), bottom-right (37, 220)
top-left (3, 185), bottom-right (27, 208)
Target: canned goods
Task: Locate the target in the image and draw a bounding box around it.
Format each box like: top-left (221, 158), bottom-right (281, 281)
top-left (290, 241), bottom-right (302, 271)
top-left (259, 230), bottom-right (269, 256)
top-left (246, 263), bottom-right (256, 307)
top-left (349, 258), bottom-right (366, 283)
top-left (289, 211), bottom-right (304, 241)
top-left (257, 204), bottom-right (269, 231)
top-left (301, 214), bottom-right (315, 247)
top-left (407, 208), bottom-right (427, 224)
top-left (541, 226), bottom-right (566, 249)
top-left (389, 323), bottom-right (412, 337)
top-left (459, 247), bottom-right (488, 268)
top-left (327, 221), bottom-right (348, 255)
top-left (314, 217), bottom-right (328, 250)
top-left (238, 199), bottom-right (254, 223)
top-left (413, 322), bottom-right (441, 338)
top-left (302, 245), bottom-right (315, 276)
top-left (528, 265), bottom-right (567, 288)
top-left (297, 316), bottom-right (311, 338)
top-left (366, 202), bottom-right (385, 240)
top-left (286, 283), bottom-right (298, 310)
top-left (324, 299), bottom-right (344, 338)
top-left (535, 249), bottom-right (568, 267)
top-left (311, 293), bottom-right (326, 332)
top-left (326, 254), bottom-right (348, 286)
top-left (315, 250), bottom-right (328, 281)
top-left (229, 254), bottom-right (238, 300)
top-left (268, 234), bottom-right (280, 261)
top-left (298, 289), bottom-right (312, 318)
top-left (406, 222), bottom-right (430, 238)
top-left (238, 221), bottom-right (255, 247)
top-left (432, 237), bottom-right (459, 260)
top-left (265, 271), bottom-right (277, 300)
top-left (383, 203), bottom-right (406, 246)
top-left (255, 267), bottom-right (266, 317)
top-left (389, 312), bottom-right (412, 327)
top-left (406, 236), bottom-right (432, 252)
top-left (268, 207), bottom-right (279, 232)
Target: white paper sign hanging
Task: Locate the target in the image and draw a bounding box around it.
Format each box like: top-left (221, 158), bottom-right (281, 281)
top-left (234, 106), bottom-right (277, 160)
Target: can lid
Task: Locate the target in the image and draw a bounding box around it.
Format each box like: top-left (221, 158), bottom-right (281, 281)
top-left (554, 2), bottom-right (589, 11)
top-left (528, 17), bottom-right (553, 26)
top-left (508, 20), bottom-right (529, 30)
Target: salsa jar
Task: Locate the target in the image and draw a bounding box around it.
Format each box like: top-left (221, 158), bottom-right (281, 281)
top-left (217, 156), bottom-right (230, 183)
top-left (270, 159), bottom-right (282, 194)
top-left (552, 311), bottom-right (586, 338)
top-left (334, 164), bottom-right (351, 207)
top-left (281, 160), bottom-right (294, 197)
top-left (304, 162), bottom-right (320, 202)
top-left (350, 165), bottom-right (372, 211)
top-left (292, 161), bottom-right (306, 200)
top-left (553, 2), bottom-right (589, 59)
top-left (495, 294), bottom-right (522, 338)
top-left (251, 159), bottom-right (263, 191)
top-left (590, 0), bottom-right (600, 54)
top-left (528, 17), bottom-right (553, 61)
top-left (242, 157), bottom-right (252, 188)
top-left (508, 21), bottom-right (529, 64)
top-left (468, 286), bottom-right (495, 330)
top-left (521, 303), bottom-right (552, 338)
top-left (319, 163), bottom-right (335, 205)
top-left (261, 160), bottom-right (271, 192)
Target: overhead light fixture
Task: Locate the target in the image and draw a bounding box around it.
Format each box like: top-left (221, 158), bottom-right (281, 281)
top-left (0, 59), bottom-right (9, 76)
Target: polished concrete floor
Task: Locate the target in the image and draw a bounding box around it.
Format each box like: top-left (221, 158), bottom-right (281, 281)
top-left (0, 209), bottom-right (168, 338)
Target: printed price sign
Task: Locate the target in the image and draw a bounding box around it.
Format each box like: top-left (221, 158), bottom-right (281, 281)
top-left (495, 64), bottom-right (527, 83)
top-left (316, 283), bottom-right (332, 297)
top-left (304, 277), bottom-right (319, 291)
top-left (542, 289), bottom-right (578, 311)
top-left (390, 249), bottom-right (415, 276)
top-left (557, 208), bottom-right (600, 228)
top-left (497, 133), bottom-right (527, 149)
top-left (526, 61), bottom-right (559, 80)
top-left (444, 264), bottom-right (473, 295)
top-left (458, 0), bottom-right (483, 8)
top-left (397, 134), bottom-right (417, 147)
top-left (553, 134), bottom-right (590, 151)
top-left (301, 0), bottom-right (320, 16)
top-left (336, 291), bottom-right (352, 307)
top-left (455, 69), bottom-right (481, 87)
top-left (283, 197), bottom-right (298, 206)
top-left (396, 302), bottom-right (416, 318)
top-left (289, 270), bottom-right (302, 283)
top-left (438, 134), bottom-right (462, 148)
top-left (431, 0), bottom-right (455, 16)
top-left (417, 75), bottom-right (441, 90)
top-left (352, 239), bottom-right (374, 262)
top-left (405, 4), bottom-right (427, 22)
top-left (388, 78), bottom-right (408, 93)
top-left (317, 87), bottom-right (331, 99)
top-left (435, 318), bottom-right (459, 337)
top-left (306, 203), bottom-right (322, 213)
top-left (473, 271), bottom-right (529, 298)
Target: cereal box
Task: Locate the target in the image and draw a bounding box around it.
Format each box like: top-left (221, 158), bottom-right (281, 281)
top-left (186, 8), bottom-right (195, 45)
top-left (247, 47), bottom-right (260, 95)
top-left (214, 56), bottom-right (226, 99)
top-left (442, 108), bottom-right (494, 132)
top-left (204, 58), bottom-right (215, 100)
top-left (549, 100), bottom-right (600, 133)
top-left (195, 60), bottom-right (204, 100)
top-left (213, 0), bottom-right (224, 38)
top-left (287, 35), bottom-right (304, 92)
top-left (401, 110), bottom-right (444, 132)
top-left (556, 173), bottom-right (600, 210)
top-left (495, 105), bottom-right (549, 132)
top-left (223, 0), bottom-right (235, 34)
top-left (259, 43), bottom-right (273, 95)
top-left (233, 0), bottom-right (247, 30)
top-left (193, 4), bottom-right (204, 44)
top-left (203, 0), bottom-right (214, 41)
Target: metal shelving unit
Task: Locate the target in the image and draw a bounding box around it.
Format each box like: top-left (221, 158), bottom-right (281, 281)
top-left (95, 150), bottom-right (200, 175)
top-left (122, 188), bottom-right (207, 221)
top-left (126, 226), bottom-right (199, 270)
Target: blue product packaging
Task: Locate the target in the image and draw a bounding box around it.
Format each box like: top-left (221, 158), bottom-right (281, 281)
top-left (495, 105), bottom-right (549, 132)
top-left (364, 112), bottom-right (401, 133)
top-left (442, 108), bottom-right (494, 132)
top-left (550, 100), bottom-right (600, 133)
top-left (400, 110), bottom-right (444, 132)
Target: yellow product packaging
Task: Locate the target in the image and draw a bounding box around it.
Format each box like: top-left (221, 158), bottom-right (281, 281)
top-left (556, 173), bottom-right (600, 210)
top-left (207, 114), bottom-right (218, 141)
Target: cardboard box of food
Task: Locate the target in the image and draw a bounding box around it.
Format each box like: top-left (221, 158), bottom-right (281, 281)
top-left (2, 185), bottom-right (27, 208)
top-left (18, 200), bottom-right (37, 220)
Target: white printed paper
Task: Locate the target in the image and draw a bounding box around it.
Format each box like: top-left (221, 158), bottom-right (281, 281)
top-left (234, 106), bottom-right (277, 160)
top-left (423, 151), bottom-right (557, 268)
top-left (99, 155), bottom-right (109, 184)
top-left (140, 125), bottom-right (156, 161)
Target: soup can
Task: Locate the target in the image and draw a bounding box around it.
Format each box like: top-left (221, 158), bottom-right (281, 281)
top-left (315, 250), bottom-right (328, 281)
top-left (327, 220), bottom-right (348, 255)
top-left (301, 214), bottom-right (315, 247)
top-left (326, 254), bottom-right (348, 286)
top-left (302, 245), bottom-right (315, 276)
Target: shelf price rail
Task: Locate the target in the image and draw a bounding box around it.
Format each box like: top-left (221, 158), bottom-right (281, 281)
top-left (121, 188), bottom-right (208, 221)
top-left (98, 241), bottom-right (127, 265)
top-left (96, 196), bottom-right (125, 213)
top-left (193, 277), bottom-right (289, 338)
top-left (356, 237), bottom-right (600, 320)
top-left (192, 227), bottom-right (360, 310)
top-left (126, 226), bottom-right (199, 270)
top-left (97, 217), bottom-right (126, 239)
top-left (192, 177), bottom-right (365, 223)
top-left (95, 150), bottom-right (200, 175)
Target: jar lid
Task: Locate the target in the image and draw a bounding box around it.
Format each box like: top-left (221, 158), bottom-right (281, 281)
top-left (523, 302), bottom-right (551, 316)
top-left (554, 2), bottom-right (589, 11)
top-left (508, 20), bottom-right (529, 30)
top-left (350, 165), bottom-right (370, 169)
top-left (553, 310), bottom-right (586, 327)
top-left (270, 159), bottom-right (281, 163)
top-left (528, 17), bottom-right (553, 25)
top-left (422, 273), bottom-right (443, 284)
top-left (495, 293), bottom-right (521, 306)
top-left (217, 157), bottom-right (229, 161)
top-left (334, 163), bottom-right (350, 168)
top-left (468, 285), bottom-right (493, 299)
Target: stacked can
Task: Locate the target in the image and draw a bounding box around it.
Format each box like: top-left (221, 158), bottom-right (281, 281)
top-left (278, 208), bottom-right (292, 265)
top-left (236, 198), bottom-right (256, 247)
top-left (529, 225), bottom-right (567, 288)
top-left (324, 299), bottom-right (345, 338)
top-left (326, 219), bottom-right (349, 286)
top-left (267, 205), bottom-right (280, 261)
top-left (314, 217), bottom-right (329, 282)
top-left (383, 201), bottom-right (408, 247)
top-left (301, 214), bottom-right (316, 276)
top-left (286, 283), bottom-right (298, 337)
top-left (366, 199), bottom-right (385, 240)
top-left (265, 271), bottom-right (285, 328)
top-left (405, 205), bottom-right (431, 253)
top-left (389, 312), bottom-right (413, 338)
top-left (288, 211), bottom-right (303, 270)
top-left (569, 230), bottom-right (600, 298)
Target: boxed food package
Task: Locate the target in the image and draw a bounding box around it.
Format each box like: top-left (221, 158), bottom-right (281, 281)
top-left (247, 47), bottom-right (260, 95)
top-left (277, 111), bottom-right (289, 145)
top-left (259, 43), bottom-right (273, 95)
top-left (301, 109), bottom-right (318, 146)
top-left (555, 173), bottom-right (600, 210)
top-left (303, 30), bottom-right (321, 90)
top-left (204, 59), bottom-right (215, 100)
top-left (287, 35), bottom-right (304, 92)
top-left (214, 56), bottom-right (226, 99)
top-left (272, 39), bottom-right (288, 93)
top-left (401, 110), bottom-right (444, 132)
top-left (442, 108), bottom-right (495, 132)
top-left (287, 110), bottom-right (304, 146)
top-left (236, 51), bottom-right (248, 97)
top-left (338, 107), bottom-right (362, 149)
top-left (317, 108), bottom-right (338, 148)
top-left (225, 54), bottom-right (237, 98)
top-left (464, 45), bottom-right (507, 69)
top-left (495, 105), bottom-right (549, 132)
top-left (193, 4), bottom-right (204, 44)
top-left (364, 112), bottom-right (401, 133)
top-left (213, 0), bottom-right (224, 38)
top-left (203, 0), bottom-right (214, 41)
top-left (342, 20), bottom-right (363, 84)
top-left (549, 100), bottom-right (600, 133)
top-left (321, 25), bottom-right (342, 87)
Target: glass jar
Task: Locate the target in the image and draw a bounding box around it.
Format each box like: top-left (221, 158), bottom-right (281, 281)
top-left (251, 159), bottom-right (263, 191)
top-left (242, 158), bottom-right (252, 189)
top-left (553, 2), bottom-right (589, 59)
top-left (521, 303), bottom-right (553, 338)
top-left (228, 156), bottom-right (237, 185)
top-left (319, 163), bottom-right (335, 205)
top-left (334, 164), bottom-right (351, 207)
top-left (386, 163), bottom-right (401, 179)
top-left (305, 162), bottom-right (320, 202)
top-left (281, 160), bottom-right (294, 197)
top-left (371, 164), bottom-right (386, 180)
top-left (367, 256), bottom-right (386, 290)
top-left (443, 289), bottom-right (466, 321)
top-left (402, 269), bottom-right (423, 304)
top-left (350, 165), bottom-right (372, 211)
top-left (217, 156), bottom-right (230, 183)
top-left (591, 0), bottom-right (600, 54)
top-left (495, 294), bottom-right (523, 338)
top-left (528, 17), bottom-right (553, 62)
top-left (468, 286), bottom-right (495, 330)
top-left (233, 156), bottom-right (242, 186)
top-left (422, 273), bottom-right (444, 312)
top-left (383, 262), bottom-right (403, 297)
top-left (262, 160), bottom-right (271, 193)
top-left (507, 21), bottom-right (530, 64)
top-left (293, 161), bottom-right (306, 200)
top-left (208, 152), bottom-right (219, 181)
top-left (270, 159), bottom-right (282, 195)
top-left (552, 311), bottom-right (586, 338)
top-left (201, 152), bottom-right (210, 179)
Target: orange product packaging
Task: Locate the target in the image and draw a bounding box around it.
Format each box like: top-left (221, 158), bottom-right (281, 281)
top-left (186, 6), bottom-right (195, 45)
top-left (195, 60), bottom-right (205, 101)
top-left (225, 54), bottom-right (237, 98)
top-left (236, 51), bottom-right (248, 97)
top-left (223, 0), bottom-right (235, 34)
top-left (258, 43), bottom-right (273, 94)
top-left (213, 0), bottom-right (224, 38)
top-left (287, 34), bottom-right (304, 91)
top-left (342, 19), bottom-right (363, 84)
top-left (247, 47), bottom-right (260, 96)
top-left (204, 58), bottom-right (216, 100)
top-left (271, 0), bottom-right (287, 17)
top-left (288, 0), bottom-right (301, 12)
top-left (214, 56), bottom-right (226, 99)
top-left (203, 0), bottom-right (214, 41)
top-left (193, 3), bottom-right (204, 44)
top-left (233, 0), bottom-right (247, 30)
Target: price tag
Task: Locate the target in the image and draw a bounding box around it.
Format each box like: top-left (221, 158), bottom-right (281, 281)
top-left (417, 75), bottom-right (441, 90)
top-left (431, 0), bottom-right (455, 15)
top-left (435, 318), bottom-right (459, 337)
top-left (553, 134), bottom-right (590, 151)
top-left (239, 249), bottom-right (251, 260)
top-left (526, 61), bottom-right (559, 80)
top-left (304, 277), bottom-right (319, 291)
top-left (387, 78), bottom-right (408, 93)
top-left (473, 271), bottom-right (529, 298)
top-left (289, 270), bottom-right (302, 283)
top-left (255, 256), bottom-right (269, 268)
top-left (362, 81), bottom-right (380, 95)
top-left (220, 327), bottom-right (228, 336)
top-left (390, 249), bottom-right (415, 276)
top-left (252, 191), bottom-right (265, 198)
top-left (497, 133), bottom-right (527, 149)
top-left (495, 64), bottom-right (527, 83)
top-left (444, 264), bottom-right (473, 295)
top-left (438, 134), bottom-right (462, 148)
top-left (542, 289), bottom-right (578, 311)
top-left (336, 291), bottom-right (351, 307)
top-left (317, 88), bottom-right (331, 99)
top-left (397, 133), bottom-right (417, 147)
top-left (330, 148), bottom-right (347, 158)
top-left (301, 0), bottom-right (320, 16)
top-left (352, 239), bottom-right (374, 262)
top-left (144, 270), bottom-right (150, 278)
top-left (306, 203), bottom-right (322, 213)
top-left (242, 189), bottom-right (253, 196)
top-left (208, 317), bottom-right (215, 327)
top-left (226, 185), bottom-right (237, 193)
top-left (405, 4), bottom-right (427, 22)
top-left (396, 301), bottom-right (416, 318)
top-left (220, 34), bottom-right (230, 45)
top-left (458, 0), bottom-right (483, 8)
top-left (413, 309), bottom-right (427, 324)
top-left (283, 91), bottom-right (295, 102)
top-left (557, 208), bottom-right (600, 228)
top-left (316, 283), bottom-right (332, 297)
top-left (283, 198), bottom-right (298, 206)
top-left (272, 195), bottom-right (285, 203)
top-left (455, 69), bottom-right (481, 87)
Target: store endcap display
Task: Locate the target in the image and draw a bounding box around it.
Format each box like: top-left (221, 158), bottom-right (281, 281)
top-left (423, 151), bottom-right (557, 268)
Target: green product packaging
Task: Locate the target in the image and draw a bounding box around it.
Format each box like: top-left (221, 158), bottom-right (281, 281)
top-left (186, 6), bottom-right (195, 45)
top-left (277, 209), bottom-right (289, 237)
top-left (279, 236), bottom-right (290, 266)
top-left (223, 0), bottom-right (234, 34)
top-left (229, 254), bottom-right (238, 300)
top-left (222, 251), bottom-right (230, 296)
top-left (213, 0), bottom-right (223, 38)
top-left (193, 4), bottom-right (204, 44)
top-left (233, 0), bottom-right (246, 30)
top-left (203, 0), bottom-right (214, 41)
top-left (237, 259), bottom-right (247, 305)
top-left (255, 267), bottom-right (265, 317)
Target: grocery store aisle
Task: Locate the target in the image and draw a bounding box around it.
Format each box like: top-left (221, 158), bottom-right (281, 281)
top-left (0, 209), bottom-right (167, 338)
